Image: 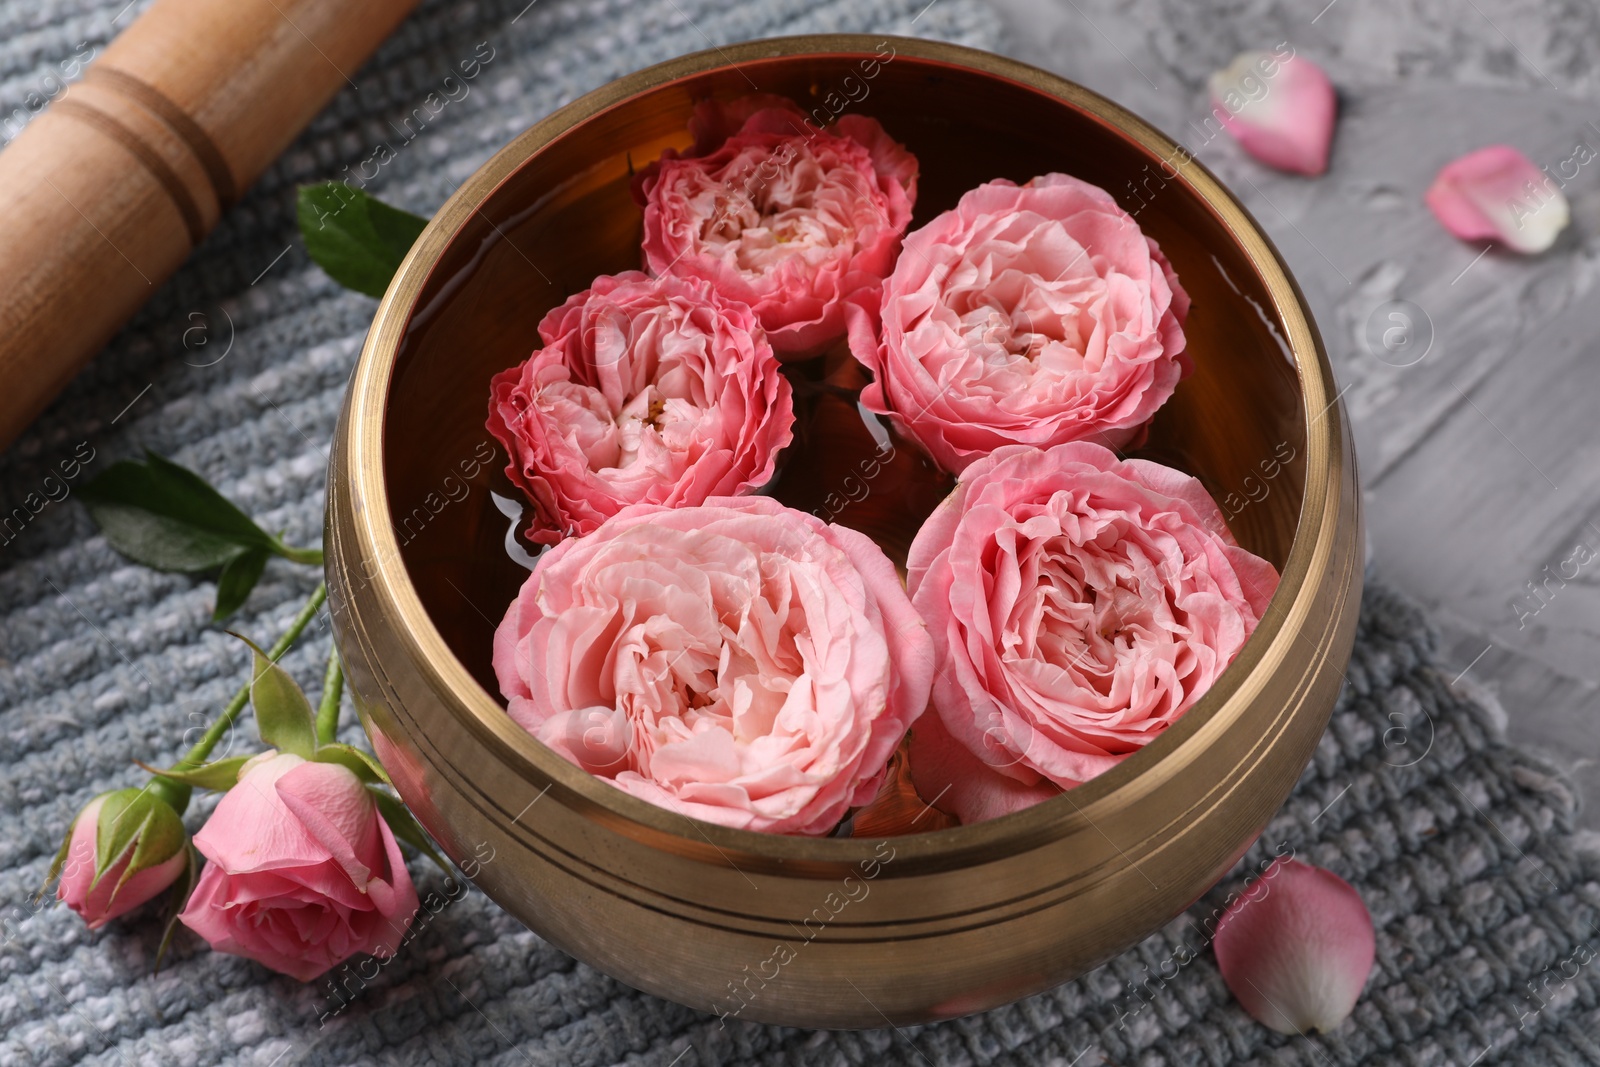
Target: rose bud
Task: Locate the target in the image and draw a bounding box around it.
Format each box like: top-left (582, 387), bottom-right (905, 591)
top-left (1213, 858), bottom-right (1376, 1034)
top-left (905, 443), bottom-right (1278, 823)
top-left (638, 99), bottom-right (918, 358)
top-left (487, 270), bottom-right (794, 546)
top-left (493, 497), bottom-right (934, 835)
top-left (55, 788), bottom-right (188, 929)
top-left (1208, 50), bottom-right (1337, 176)
top-left (848, 173), bottom-right (1190, 475)
top-left (179, 751), bottom-right (419, 981)
top-left (1425, 144), bottom-right (1570, 254)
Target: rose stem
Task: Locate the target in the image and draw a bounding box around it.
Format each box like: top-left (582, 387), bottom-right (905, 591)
top-left (154, 582), bottom-right (329, 813)
top-left (316, 646), bottom-right (344, 745)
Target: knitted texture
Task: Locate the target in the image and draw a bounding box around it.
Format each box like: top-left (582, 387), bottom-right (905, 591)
top-left (3, 0), bottom-right (1600, 1064)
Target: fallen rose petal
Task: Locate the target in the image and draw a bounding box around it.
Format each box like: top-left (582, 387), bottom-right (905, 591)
top-left (1209, 50), bottom-right (1336, 176)
top-left (1213, 858), bottom-right (1375, 1035)
top-left (1425, 144), bottom-right (1569, 253)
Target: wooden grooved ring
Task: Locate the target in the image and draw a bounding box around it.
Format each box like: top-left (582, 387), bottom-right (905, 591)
top-left (88, 66), bottom-right (239, 210)
top-left (52, 96), bottom-right (206, 247)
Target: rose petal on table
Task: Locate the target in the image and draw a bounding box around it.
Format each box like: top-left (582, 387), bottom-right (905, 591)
top-left (1425, 144), bottom-right (1569, 253)
top-left (1213, 858), bottom-right (1376, 1035)
top-left (1208, 51), bottom-right (1336, 175)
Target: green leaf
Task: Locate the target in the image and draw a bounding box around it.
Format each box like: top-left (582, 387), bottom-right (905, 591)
top-left (297, 183), bottom-right (428, 298)
top-left (213, 547), bottom-right (270, 621)
top-left (312, 743), bottom-right (391, 786)
top-left (369, 788), bottom-right (448, 873)
top-left (237, 635), bottom-right (317, 757)
top-left (137, 754), bottom-right (253, 792)
top-left (80, 452), bottom-right (274, 572)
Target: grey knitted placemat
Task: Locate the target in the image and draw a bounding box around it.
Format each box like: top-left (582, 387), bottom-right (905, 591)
top-left (4, 0), bottom-right (1600, 1064)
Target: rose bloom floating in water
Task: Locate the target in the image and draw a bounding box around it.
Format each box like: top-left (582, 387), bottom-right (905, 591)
top-left (638, 94), bottom-right (919, 358)
top-left (905, 442), bottom-right (1279, 824)
top-left (492, 497), bottom-right (934, 835)
top-left (486, 270), bottom-right (793, 545)
top-left (848, 172), bottom-right (1190, 475)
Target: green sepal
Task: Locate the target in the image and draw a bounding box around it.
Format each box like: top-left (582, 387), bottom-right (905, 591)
top-left (234, 634), bottom-right (317, 758)
top-left (368, 787), bottom-right (448, 874)
top-left (36, 815), bottom-right (79, 905)
top-left (136, 754), bottom-right (253, 792)
top-left (91, 788), bottom-right (186, 894)
top-left (312, 743), bottom-right (391, 786)
top-left (297, 183), bottom-right (428, 298)
top-left (153, 843), bottom-right (201, 976)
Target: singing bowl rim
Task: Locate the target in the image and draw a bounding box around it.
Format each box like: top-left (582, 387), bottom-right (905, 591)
top-left (337, 33), bottom-right (1348, 871)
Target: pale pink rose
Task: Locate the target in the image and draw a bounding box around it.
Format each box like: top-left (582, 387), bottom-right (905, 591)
top-left (1209, 50), bottom-right (1337, 176)
top-left (638, 100), bottom-right (918, 358)
top-left (1425, 144), bottom-right (1569, 254)
top-left (487, 271), bottom-right (793, 545)
top-left (179, 752), bottom-right (419, 981)
top-left (1214, 858), bottom-right (1375, 1034)
top-left (849, 173), bottom-right (1190, 475)
top-left (906, 443), bottom-right (1278, 824)
top-left (57, 791), bottom-right (187, 930)
top-left (492, 497), bottom-right (935, 835)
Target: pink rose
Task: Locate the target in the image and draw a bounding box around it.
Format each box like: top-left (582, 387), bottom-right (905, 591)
top-left (638, 100), bottom-right (918, 358)
top-left (487, 271), bottom-right (793, 545)
top-left (56, 790), bottom-right (187, 930)
top-left (179, 752), bottom-right (419, 981)
top-left (492, 497), bottom-right (934, 835)
top-left (906, 443), bottom-right (1278, 824)
top-left (849, 173), bottom-right (1191, 474)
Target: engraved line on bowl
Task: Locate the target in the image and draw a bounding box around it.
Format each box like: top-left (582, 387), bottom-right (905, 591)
top-left (43, 174), bottom-right (151, 285)
top-left (844, 977), bottom-right (934, 1065)
top-left (1448, 380), bottom-right (1560, 491)
top-left (1239, 175), bottom-right (1351, 286)
top-left (511, 783), bottom-right (552, 825)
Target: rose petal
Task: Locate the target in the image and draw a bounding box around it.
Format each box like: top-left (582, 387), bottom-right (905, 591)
top-left (1209, 51), bottom-right (1336, 176)
top-left (1425, 144), bottom-right (1569, 254)
top-left (1213, 858), bottom-right (1376, 1035)
top-left (906, 709), bottom-right (1061, 826)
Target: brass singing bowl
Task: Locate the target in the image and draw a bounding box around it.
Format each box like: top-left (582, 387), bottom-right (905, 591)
top-left (326, 35), bottom-right (1362, 1028)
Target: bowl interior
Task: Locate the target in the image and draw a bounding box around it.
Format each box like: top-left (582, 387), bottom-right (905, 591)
top-left (379, 44), bottom-right (1308, 828)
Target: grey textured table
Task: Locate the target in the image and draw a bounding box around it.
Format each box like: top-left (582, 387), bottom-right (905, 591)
top-left (986, 0), bottom-right (1600, 832)
top-left (3, 1), bottom-right (1600, 1066)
